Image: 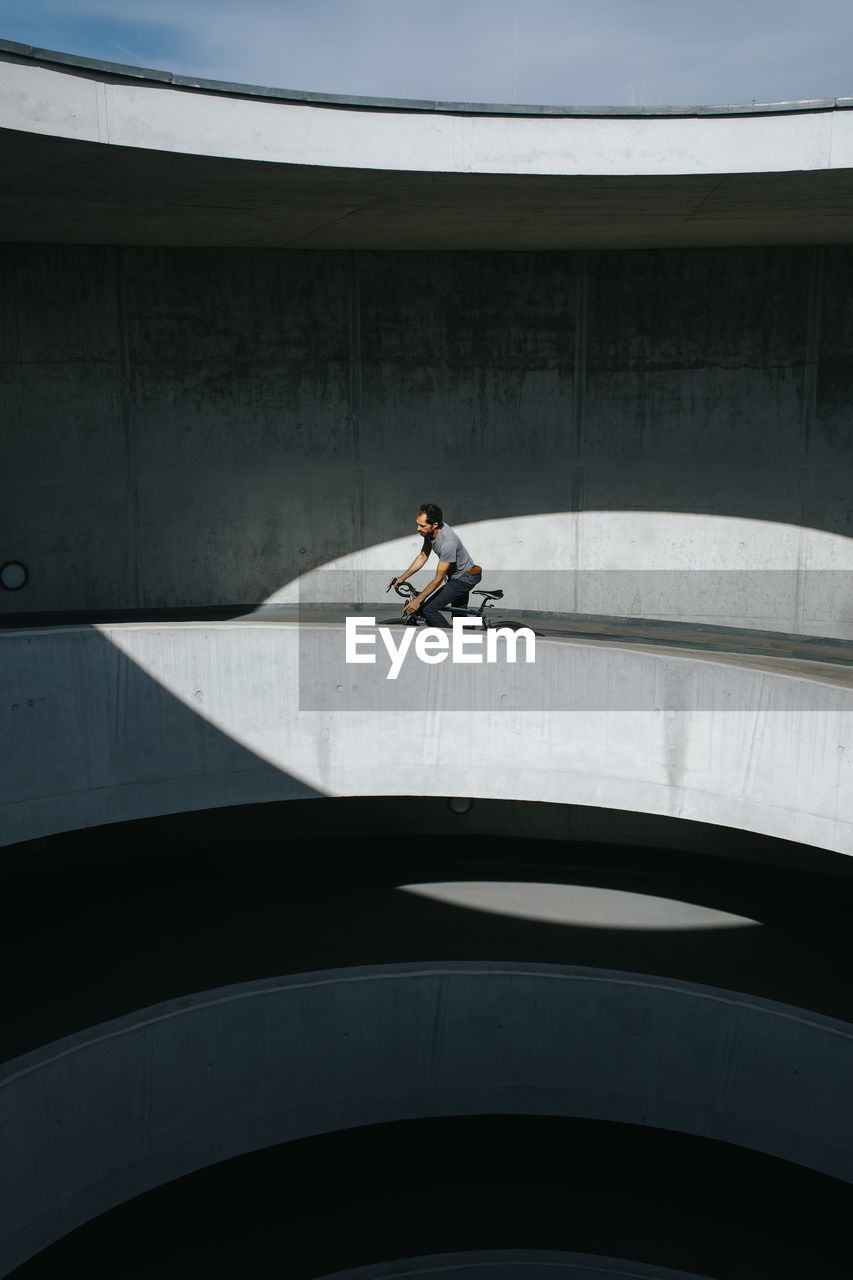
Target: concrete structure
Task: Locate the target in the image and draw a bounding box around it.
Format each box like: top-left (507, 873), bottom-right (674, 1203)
top-left (3, 620), bottom-right (852, 854)
top-left (2, 40), bottom-right (853, 1279)
top-left (2, 38), bottom-right (853, 248)
top-left (5, 964), bottom-right (853, 1273)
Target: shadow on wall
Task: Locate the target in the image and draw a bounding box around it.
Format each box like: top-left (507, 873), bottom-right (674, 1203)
top-left (9, 804), bottom-right (853, 1061)
top-left (13, 1114), bottom-right (853, 1279)
top-left (1, 244), bottom-right (851, 613)
top-left (0, 623), bottom-right (321, 849)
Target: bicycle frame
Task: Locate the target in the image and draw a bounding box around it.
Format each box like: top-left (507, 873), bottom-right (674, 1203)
top-left (391, 579), bottom-right (505, 626)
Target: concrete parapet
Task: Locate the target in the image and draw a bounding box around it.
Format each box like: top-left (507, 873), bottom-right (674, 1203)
top-left (2, 962), bottom-right (852, 1274)
top-left (2, 620), bottom-right (851, 853)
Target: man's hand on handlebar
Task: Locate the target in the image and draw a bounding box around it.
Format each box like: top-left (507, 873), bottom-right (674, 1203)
top-left (387, 577), bottom-right (422, 614)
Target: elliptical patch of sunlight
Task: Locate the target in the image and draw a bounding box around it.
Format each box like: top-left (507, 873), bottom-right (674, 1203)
top-left (400, 882), bottom-right (757, 930)
top-left (265, 510), bottom-right (853, 611)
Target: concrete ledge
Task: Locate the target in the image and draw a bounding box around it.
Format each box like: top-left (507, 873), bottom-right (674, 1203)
top-left (3, 44), bottom-right (851, 175)
top-left (2, 962), bottom-right (852, 1274)
top-left (1, 621), bottom-right (852, 854)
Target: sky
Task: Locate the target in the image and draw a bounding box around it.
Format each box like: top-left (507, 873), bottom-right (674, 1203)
top-left (1, 0), bottom-right (853, 108)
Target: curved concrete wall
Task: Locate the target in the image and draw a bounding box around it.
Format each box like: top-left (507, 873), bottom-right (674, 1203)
top-left (3, 48), bottom-right (853, 176)
top-left (3, 963), bottom-right (853, 1274)
top-left (4, 45), bottom-right (853, 1280)
top-left (2, 622), bottom-right (851, 853)
top-left (2, 244), bottom-right (852, 635)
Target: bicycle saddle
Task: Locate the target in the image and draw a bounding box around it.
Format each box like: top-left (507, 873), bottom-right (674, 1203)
top-left (472, 589), bottom-right (503, 599)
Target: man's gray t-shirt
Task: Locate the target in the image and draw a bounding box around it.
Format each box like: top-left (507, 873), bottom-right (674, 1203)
top-left (423, 523), bottom-right (476, 581)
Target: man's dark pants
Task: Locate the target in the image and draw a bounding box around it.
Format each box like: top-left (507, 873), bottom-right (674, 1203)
top-left (418, 573), bottom-right (482, 628)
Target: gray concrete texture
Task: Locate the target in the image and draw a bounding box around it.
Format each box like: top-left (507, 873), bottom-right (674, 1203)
top-left (2, 244), bottom-right (852, 636)
top-left (5, 128), bottom-right (853, 251)
top-left (5, 43), bottom-right (853, 1280)
top-left (3, 962), bottom-right (853, 1274)
top-left (3, 621), bottom-right (851, 854)
top-left (4, 44), bottom-right (853, 249)
top-left (5, 44), bottom-right (853, 180)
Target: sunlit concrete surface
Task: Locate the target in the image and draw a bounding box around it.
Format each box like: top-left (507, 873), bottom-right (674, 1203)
top-left (3, 962), bottom-right (853, 1274)
top-left (2, 244), bottom-right (852, 633)
top-left (2, 619), bottom-right (851, 854)
top-left (3, 42), bottom-right (852, 175)
top-left (288, 543), bottom-right (853, 637)
top-left (2, 40), bottom-right (853, 247)
top-left (399, 882), bottom-right (758, 929)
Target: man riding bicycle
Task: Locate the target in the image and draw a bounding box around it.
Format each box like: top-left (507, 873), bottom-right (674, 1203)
top-left (387, 504), bottom-right (482, 629)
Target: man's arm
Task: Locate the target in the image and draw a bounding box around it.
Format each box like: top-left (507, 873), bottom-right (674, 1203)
top-left (402, 560), bottom-right (450, 613)
top-left (387, 549), bottom-right (428, 589)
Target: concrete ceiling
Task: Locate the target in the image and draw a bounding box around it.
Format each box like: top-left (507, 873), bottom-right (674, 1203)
top-left (2, 40), bottom-right (853, 250)
top-left (5, 125), bottom-right (853, 250)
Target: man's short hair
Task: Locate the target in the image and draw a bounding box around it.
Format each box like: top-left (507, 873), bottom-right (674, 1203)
top-left (418, 503), bottom-right (443, 526)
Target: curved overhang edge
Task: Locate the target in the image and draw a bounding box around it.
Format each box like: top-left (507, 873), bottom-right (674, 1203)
top-left (3, 36), bottom-right (853, 120)
top-left (6, 36), bottom-right (853, 237)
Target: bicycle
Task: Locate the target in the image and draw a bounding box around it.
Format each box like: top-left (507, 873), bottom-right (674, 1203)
top-left (387, 577), bottom-right (507, 628)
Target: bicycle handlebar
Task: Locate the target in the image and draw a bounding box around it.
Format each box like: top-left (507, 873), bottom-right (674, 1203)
top-left (387, 579), bottom-right (419, 601)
